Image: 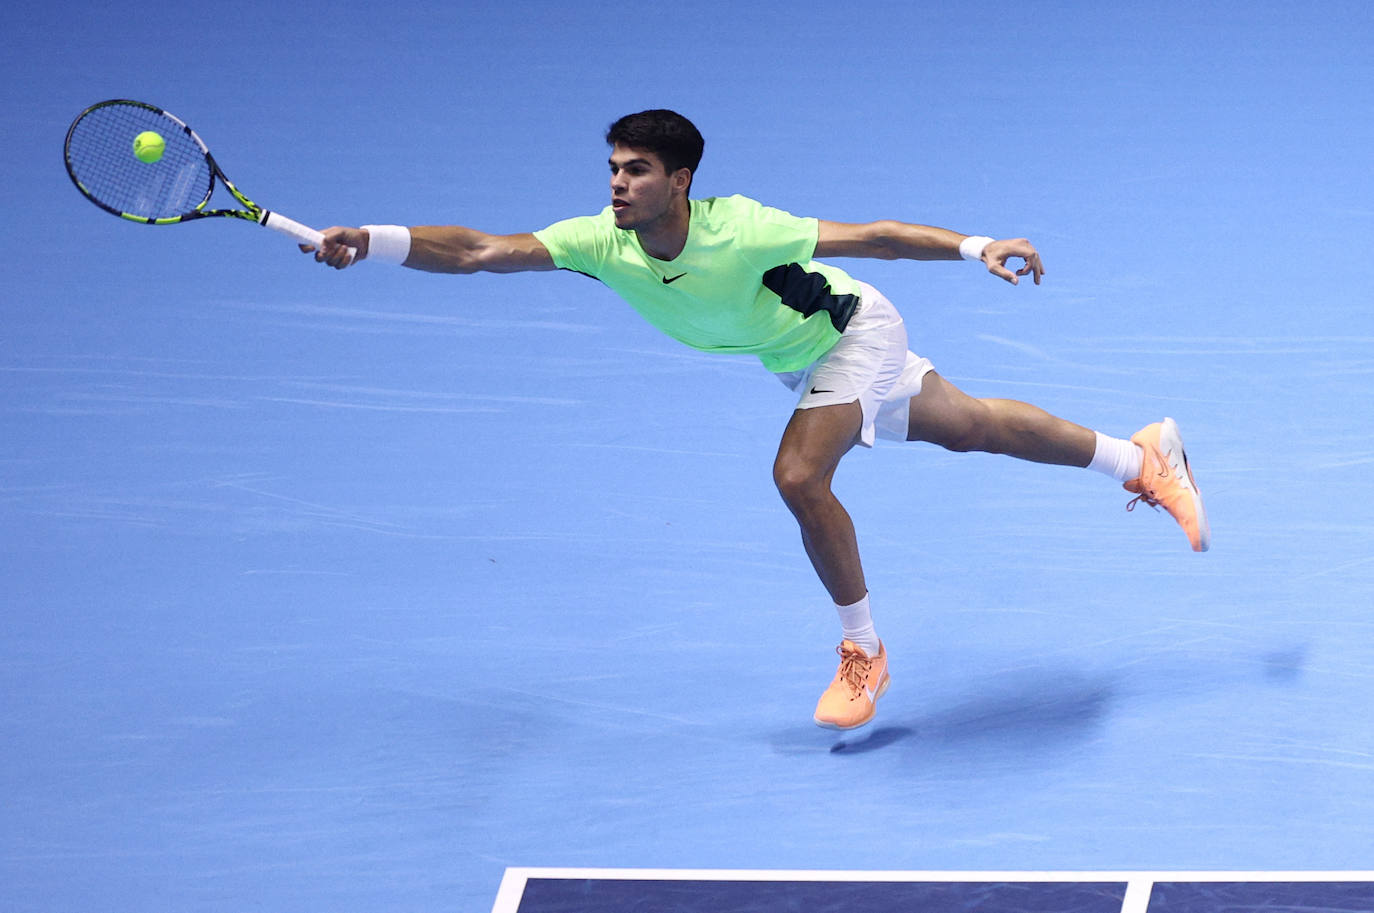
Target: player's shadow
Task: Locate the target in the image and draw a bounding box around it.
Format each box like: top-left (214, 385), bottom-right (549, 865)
top-left (778, 643), bottom-right (1311, 761)
top-left (819, 667), bottom-right (1115, 758)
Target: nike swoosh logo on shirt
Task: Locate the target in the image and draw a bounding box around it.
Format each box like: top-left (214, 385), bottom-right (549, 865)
top-left (662, 273), bottom-right (687, 284)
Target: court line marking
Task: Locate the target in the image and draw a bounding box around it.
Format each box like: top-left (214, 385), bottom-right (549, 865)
top-left (493, 869), bottom-right (1374, 913)
top-left (1121, 879), bottom-right (1153, 913)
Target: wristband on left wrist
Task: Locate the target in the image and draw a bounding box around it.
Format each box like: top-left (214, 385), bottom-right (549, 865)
top-left (958, 235), bottom-right (994, 262)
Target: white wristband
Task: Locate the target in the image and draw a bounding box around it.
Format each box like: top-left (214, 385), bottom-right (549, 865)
top-left (361, 224), bottom-right (411, 265)
top-left (959, 235), bottom-right (995, 262)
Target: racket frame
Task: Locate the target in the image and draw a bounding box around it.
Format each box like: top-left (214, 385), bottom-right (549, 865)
top-left (64, 99), bottom-right (337, 251)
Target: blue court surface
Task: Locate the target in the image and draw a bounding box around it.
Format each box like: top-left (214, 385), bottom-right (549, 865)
top-left (4, 1), bottom-right (1374, 912)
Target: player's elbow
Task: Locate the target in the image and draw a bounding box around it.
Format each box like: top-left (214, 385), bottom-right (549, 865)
top-left (409, 229), bottom-right (549, 274)
top-left (817, 220), bottom-right (908, 260)
top-left (452, 238), bottom-right (503, 274)
top-left (410, 254), bottom-right (481, 275)
top-left (865, 221), bottom-right (909, 259)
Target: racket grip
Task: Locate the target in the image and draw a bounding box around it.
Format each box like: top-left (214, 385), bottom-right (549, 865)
top-left (261, 211), bottom-right (357, 262)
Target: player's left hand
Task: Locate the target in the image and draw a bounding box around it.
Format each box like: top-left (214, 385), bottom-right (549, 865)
top-left (983, 238), bottom-right (1044, 286)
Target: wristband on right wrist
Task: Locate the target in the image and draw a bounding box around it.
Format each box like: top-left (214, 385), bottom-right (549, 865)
top-left (361, 224), bottom-right (411, 265)
top-left (958, 235), bottom-right (995, 262)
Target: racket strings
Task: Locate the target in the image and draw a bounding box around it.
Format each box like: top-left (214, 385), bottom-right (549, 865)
top-left (66, 103), bottom-right (213, 220)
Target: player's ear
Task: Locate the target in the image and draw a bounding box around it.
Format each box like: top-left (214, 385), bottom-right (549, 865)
top-left (671, 167), bottom-right (692, 195)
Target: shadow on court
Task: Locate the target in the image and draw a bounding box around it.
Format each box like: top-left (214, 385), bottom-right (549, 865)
top-left (784, 639), bottom-right (1313, 761)
top-left (837, 667), bottom-right (1115, 756)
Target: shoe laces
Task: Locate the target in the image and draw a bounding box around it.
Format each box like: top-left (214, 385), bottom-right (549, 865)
top-left (835, 643), bottom-right (872, 697)
top-left (1126, 492), bottom-right (1159, 513)
top-left (1125, 444), bottom-right (1171, 512)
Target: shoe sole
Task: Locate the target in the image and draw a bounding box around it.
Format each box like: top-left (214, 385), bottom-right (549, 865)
top-left (1161, 417), bottom-right (1211, 552)
top-left (813, 673), bottom-right (891, 731)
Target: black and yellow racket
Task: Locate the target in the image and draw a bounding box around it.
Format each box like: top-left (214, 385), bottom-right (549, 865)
top-left (64, 99), bottom-right (350, 257)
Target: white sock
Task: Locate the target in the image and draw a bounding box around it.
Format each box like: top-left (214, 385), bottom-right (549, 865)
top-left (835, 593), bottom-right (881, 656)
top-left (1087, 431), bottom-right (1144, 483)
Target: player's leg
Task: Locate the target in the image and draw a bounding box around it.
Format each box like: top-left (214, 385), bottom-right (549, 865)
top-left (772, 400), bottom-right (866, 606)
top-left (903, 370), bottom-right (1097, 466)
top-left (900, 371), bottom-right (1209, 551)
top-left (773, 402), bottom-right (891, 730)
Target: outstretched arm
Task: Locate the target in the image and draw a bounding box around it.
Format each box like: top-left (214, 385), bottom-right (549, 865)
top-left (305, 225), bottom-right (556, 273)
top-left (815, 219), bottom-right (1044, 286)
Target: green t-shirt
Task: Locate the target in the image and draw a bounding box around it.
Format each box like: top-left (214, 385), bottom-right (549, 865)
top-left (533, 194), bottom-right (863, 373)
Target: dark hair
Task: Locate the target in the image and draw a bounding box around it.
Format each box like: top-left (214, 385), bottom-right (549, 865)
top-left (605, 109), bottom-right (705, 178)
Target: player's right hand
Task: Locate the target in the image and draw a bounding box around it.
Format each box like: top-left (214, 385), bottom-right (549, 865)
top-left (300, 226), bottom-right (368, 269)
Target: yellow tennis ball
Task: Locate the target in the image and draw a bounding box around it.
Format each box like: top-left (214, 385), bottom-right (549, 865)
top-left (133, 130), bottom-right (165, 164)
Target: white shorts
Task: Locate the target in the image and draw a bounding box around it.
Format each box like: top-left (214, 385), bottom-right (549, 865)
top-left (774, 282), bottom-right (935, 447)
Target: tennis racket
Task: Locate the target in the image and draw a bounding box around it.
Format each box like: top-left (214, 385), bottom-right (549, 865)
top-left (64, 99), bottom-right (351, 258)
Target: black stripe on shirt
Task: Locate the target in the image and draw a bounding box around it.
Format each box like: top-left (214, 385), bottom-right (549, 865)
top-left (762, 264), bottom-right (860, 334)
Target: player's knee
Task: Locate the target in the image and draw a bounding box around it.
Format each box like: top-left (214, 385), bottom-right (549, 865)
top-left (934, 410), bottom-right (992, 454)
top-left (948, 426), bottom-right (991, 453)
top-left (772, 456), bottom-right (826, 509)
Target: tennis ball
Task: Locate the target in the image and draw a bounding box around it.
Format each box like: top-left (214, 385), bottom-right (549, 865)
top-left (133, 130), bottom-right (165, 164)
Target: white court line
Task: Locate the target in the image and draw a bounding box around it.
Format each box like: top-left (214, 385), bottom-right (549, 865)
top-left (492, 869), bottom-right (1374, 913)
top-left (1121, 879), bottom-right (1153, 913)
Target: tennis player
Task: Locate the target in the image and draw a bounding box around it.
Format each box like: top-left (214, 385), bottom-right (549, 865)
top-left (305, 109), bottom-right (1209, 731)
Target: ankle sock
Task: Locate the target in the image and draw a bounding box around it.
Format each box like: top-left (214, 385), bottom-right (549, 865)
top-left (835, 593), bottom-right (881, 656)
top-left (1088, 431), bottom-right (1144, 483)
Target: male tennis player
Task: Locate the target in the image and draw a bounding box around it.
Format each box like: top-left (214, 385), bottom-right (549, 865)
top-left (306, 109), bottom-right (1208, 731)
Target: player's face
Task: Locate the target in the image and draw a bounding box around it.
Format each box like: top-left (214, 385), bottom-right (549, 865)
top-left (609, 144), bottom-right (686, 231)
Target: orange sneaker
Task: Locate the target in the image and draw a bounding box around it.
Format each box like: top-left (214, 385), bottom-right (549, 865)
top-left (813, 640), bottom-right (890, 730)
top-left (1125, 417), bottom-right (1211, 552)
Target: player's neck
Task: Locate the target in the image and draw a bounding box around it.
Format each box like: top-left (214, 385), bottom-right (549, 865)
top-left (635, 196), bottom-right (691, 261)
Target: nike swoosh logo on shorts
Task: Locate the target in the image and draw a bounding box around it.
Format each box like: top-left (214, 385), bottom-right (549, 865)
top-left (662, 273), bottom-right (687, 284)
